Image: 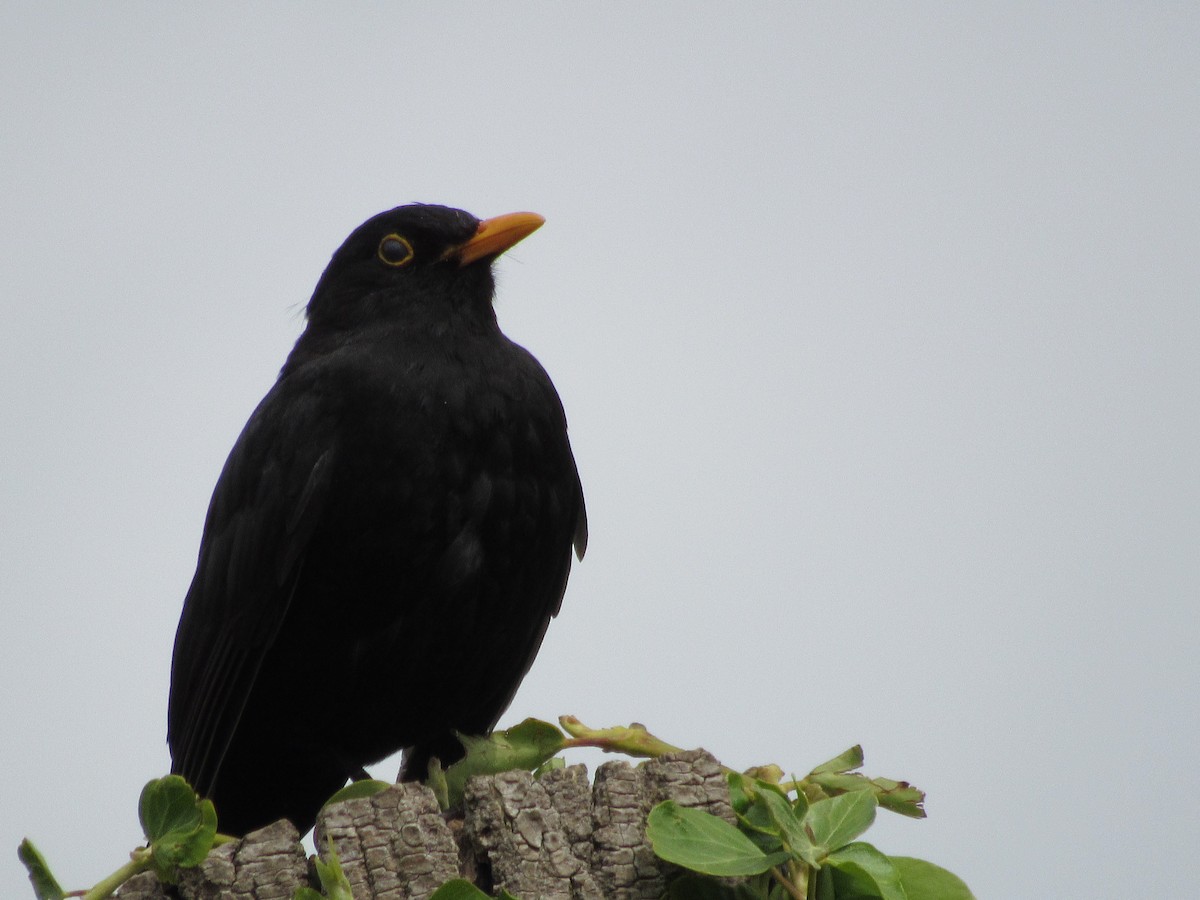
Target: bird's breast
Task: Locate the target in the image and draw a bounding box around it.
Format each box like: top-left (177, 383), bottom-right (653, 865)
top-left (294, 343), bottom-right (573, 631)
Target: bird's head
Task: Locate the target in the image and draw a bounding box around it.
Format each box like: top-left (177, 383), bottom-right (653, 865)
top-left (303, 203), bottom-right (544, 336)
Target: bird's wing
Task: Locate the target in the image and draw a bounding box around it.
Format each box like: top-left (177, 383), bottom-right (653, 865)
top-left (167, 384), bottom-right (337, 797)
top-left (573, 492), bottom-right (588, 561)
top-left (465, 382), bottom-right (589, 722)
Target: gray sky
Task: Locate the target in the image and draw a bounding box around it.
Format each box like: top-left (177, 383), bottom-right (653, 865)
top-left (2, 4), bottom-right (1197, 897)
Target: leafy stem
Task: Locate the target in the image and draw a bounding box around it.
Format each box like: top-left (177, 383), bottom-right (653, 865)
top-left (558, 716), bottom-right (686, 757)
top-left (77, 849), bottom-right (151, 900)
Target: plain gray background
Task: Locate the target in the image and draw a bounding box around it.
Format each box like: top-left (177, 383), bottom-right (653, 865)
top-left (2, 4), bottom-right (1197, 897)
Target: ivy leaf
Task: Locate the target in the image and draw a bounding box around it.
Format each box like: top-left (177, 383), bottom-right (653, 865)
top-left (647, 801), bottom-right (791, 876)
top-left (804, 791), bottom-right (877, 858)
top-left (138, 775), bottom-right (217, 880)
top-left (892, 857), bottom-right (976, 899)
top-left (139, 775), bottom-right (203, 842)
top-left (17, 839), bottom-right (65, 900)
top-left (825, 842), bottom-right (906, 900)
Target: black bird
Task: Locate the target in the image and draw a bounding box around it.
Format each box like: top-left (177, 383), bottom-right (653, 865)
top-left (167, 204), bottom-right (586, 836)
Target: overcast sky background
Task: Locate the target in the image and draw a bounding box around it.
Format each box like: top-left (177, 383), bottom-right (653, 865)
top-left (2, 5), bottom-right (1197, 898)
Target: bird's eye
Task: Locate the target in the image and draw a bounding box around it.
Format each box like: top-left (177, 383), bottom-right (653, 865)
top-left (378, 234), bottom-right (414, 267)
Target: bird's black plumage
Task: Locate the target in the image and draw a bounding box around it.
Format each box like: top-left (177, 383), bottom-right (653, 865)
top-left (167, 204), bottom-right (586, 836)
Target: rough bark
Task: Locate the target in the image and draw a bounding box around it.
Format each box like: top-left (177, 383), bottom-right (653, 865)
top-left (116, 749), bottom-right (731, 900)
top-left (314, 780), bottom-right (461, 899)
top-left (118, 820), bottom-right (308, 899)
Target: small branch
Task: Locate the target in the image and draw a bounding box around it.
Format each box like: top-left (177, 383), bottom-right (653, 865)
top-left (771, 864), bottom-right (806, 900)
top-left (81, 849), bottom-right (151, 900)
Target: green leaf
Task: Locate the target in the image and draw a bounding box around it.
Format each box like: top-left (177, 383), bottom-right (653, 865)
top-left (892, 857), bottom-right (976, 900)
top-left (743, 764), bottom-right (785, 784)
top-left (534, 756), bottom-right (566, 777)
top-left (138, 776), bottom-right (218, 880)
top-left (756, 783), bottom-right (820, 867)
top-left (804, 791), bottom-right (877, 858)
top-left (722, 781), bottom-right (782, 868)
top-left (428, 879), bottom-right (494, 900)
top-left (738, 793), bottom-right (779, 838)
top-left (647, 801), bottom-right (791, 877)
top-left (312, 839), bottom-right (354, 900)
top-left (666, 872), bottom-right (769, 899)
top-left (441, 718), bottom-right (566, 806)
top-left (870, 779), bottom-right (927, 819)
top-left (743, 828), bottom-right (786, 857)
top-left (825, 842), bottom-right (906, 900)
top-left (323, 779), bottom-right (392, 808)
top-left (808, 770), bottom-right (926, 821)
top-left (139, 775), bottom-right (203, 841)
top-left (789, 783), bottom-right (809, 820)
top-left (157, 799), bottom-right (217, 875)
top-left (294, 889), bottom-right (325, 900)
top-left (727, 772), bottom-right (752, 815)
top-left (427, 757), bottom-right (449, 809)
top-left (813, 866), bottom-right (837, 900)
top-left (458, 718), bottom-right (566, 768)
top-left (811, 746), bottom-right (864, 775)
top-left (17, 839), bottom-right (65, 900)
top-left (807, 771), bottom-right (875, 795)
top-left (751, 776), bottom-right (791, 799)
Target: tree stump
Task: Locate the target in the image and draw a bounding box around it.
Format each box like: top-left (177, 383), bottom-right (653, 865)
top-left (116, 749), bottom-right (731, 899)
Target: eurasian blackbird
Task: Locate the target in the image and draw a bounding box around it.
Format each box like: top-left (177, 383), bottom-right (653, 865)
top-left (167, 204), bottom-right (586, 836)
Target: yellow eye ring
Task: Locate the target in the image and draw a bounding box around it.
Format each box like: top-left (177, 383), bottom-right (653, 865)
top-left (378, 234), bottom-right (414, 267)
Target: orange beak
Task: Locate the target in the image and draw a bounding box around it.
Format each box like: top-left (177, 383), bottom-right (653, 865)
top-left (452, 211), bottom-right (545, 266)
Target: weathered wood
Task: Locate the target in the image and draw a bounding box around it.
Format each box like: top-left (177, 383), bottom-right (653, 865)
top-left (117, 820), bottom-right (307, 899)
top-left (314, 781), bottom-right (460, 899)
top-left (116, 749), bottom-right (732, 899)
top-left (463, 765), bottom-right (602, 899)
top-left (589, 750), bottom-right (735, 899)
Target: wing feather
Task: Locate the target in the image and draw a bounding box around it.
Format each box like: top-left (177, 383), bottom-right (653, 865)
top-left (168, 387), bottom-right (336, 797)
